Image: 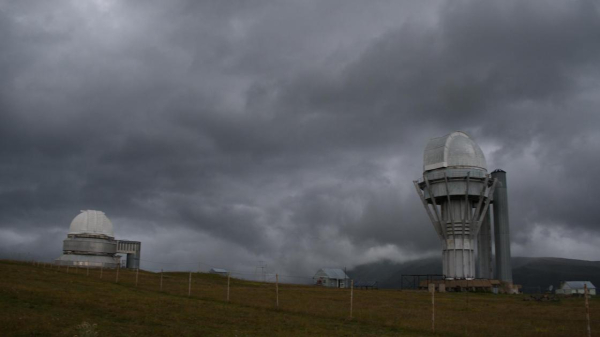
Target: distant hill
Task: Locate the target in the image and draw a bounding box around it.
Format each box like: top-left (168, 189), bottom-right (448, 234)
top-left (348, 257), bottom-right (600, 292)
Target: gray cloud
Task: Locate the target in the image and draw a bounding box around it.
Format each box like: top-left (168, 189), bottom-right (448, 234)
top-left (1, 0), bottom-right (599, 276)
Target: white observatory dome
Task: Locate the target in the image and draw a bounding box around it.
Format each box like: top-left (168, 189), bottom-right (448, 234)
top-left (68, 210), bottom-right (114, 238)
top-left (423, 131), bottom-right (487, 171)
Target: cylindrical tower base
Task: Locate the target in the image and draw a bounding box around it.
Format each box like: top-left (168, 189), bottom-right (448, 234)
top-left (442, 238), bottom-right (476, 279)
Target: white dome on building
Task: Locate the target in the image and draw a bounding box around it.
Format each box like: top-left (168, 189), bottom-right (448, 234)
top-left (68, 210), bottom-right (114, 238)
top-left (423, 131), bottom-right (487, 172)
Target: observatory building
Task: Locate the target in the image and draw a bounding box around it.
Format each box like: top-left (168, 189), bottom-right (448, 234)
top-left (413, 131), bottom-right (512, 283)
top-left (55, 210), bottom-right (141, 269)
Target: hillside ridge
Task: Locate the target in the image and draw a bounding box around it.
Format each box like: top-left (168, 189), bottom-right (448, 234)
top-left (348, 256), bottom-right (600, 292)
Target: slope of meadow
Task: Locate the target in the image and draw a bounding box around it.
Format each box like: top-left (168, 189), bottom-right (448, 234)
top-left (0, 260), bottom-right (597, 336)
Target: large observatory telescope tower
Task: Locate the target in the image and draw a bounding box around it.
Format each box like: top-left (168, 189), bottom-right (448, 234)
top-left (414, 132), bottom-right (496, 279)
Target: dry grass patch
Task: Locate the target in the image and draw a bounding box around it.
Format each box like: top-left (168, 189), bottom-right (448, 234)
top-left (0, 260), bottom-right (597, 336)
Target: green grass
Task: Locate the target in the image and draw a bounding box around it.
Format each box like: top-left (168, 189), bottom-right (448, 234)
top-left (0, 260), bottom-right (597, 336)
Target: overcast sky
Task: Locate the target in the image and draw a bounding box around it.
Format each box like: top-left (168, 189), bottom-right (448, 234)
top-left (1, 0), bottom-right (600, 278)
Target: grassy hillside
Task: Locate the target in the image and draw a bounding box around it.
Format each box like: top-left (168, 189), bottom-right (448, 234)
top-left (1, 260), bottom-right (598, 336)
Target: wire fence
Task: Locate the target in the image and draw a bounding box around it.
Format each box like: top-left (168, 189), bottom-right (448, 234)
top-left (10, 259), bottom-right (599, 336)
top-left (23, 261), bottom-right (384, 328)
top-left (22, 259), bottom-right (441, 332)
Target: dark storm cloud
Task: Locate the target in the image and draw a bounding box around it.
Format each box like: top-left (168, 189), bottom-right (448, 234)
top-left (1, 0), bottom-right (600, 274)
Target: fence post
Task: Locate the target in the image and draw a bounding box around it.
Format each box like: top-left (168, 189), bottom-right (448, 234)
top-left (188, 272), bottom-right (192, 297)
top-left (350, 279), bottom-right (354, 319)
top-left (160, 269), bottom-right (163, 291)
top-left (585, 283), bottom-right (591, 337)
top-left (67, 265), bottom-right (69, 273)
top-left (136, 268), bottom-right (139, 287)
top-left (116, 265), bottom-right (119, 283)
top-left (227, 273), bottom-right (231, 302)
top-left (466, 279), bottom-right (469, 308)
top-left (276, 274), bottom-right (279, 308)
top-left (432, 284), bottom-right (435, 333)
top-left (87, 266), bottom-right (89, 276)
top-left (100, 266), bottom-right (103, 279)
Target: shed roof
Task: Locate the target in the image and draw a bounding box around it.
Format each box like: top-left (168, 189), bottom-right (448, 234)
top-left (317, 268), bottom-right (348, 279)
top-left (562, 281), bottom-right (596, 289)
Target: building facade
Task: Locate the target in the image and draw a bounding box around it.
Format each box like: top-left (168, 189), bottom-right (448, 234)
top-left (313, 268), bottom-right (350, 288)
top-left (556, 281), bottom-right (596, 296)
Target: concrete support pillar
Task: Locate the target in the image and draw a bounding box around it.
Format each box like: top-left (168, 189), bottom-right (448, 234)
top-left (492, 170), bottom-right (512, 283)
top-left (126, 253), bottom-right (140, 269)
top-left (477, 211), bottom-right (493, 279)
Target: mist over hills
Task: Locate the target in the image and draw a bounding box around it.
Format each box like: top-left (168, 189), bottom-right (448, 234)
top-left (348, 257), bottom-right (600, 292)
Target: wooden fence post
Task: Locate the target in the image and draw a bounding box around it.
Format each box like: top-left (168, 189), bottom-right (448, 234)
top-left (160, 269), bottom-right (163, 291)
top-left (432, 285), bottom-right (435, 333)
top-left (466, 279), bottom-right (469, 308)
top-left (350, 279), bottom-right (354, 319)
top-left (115, 265), bottom-right (119, 283)
top-left (136, 268), bottom-right (139, 287)
top-left (276, 274), bottom-right (279, 308)
top-left (67, 265), bottom-right (69, 273)
top-left (87, 266), bottom-right (89, 276)
top-left (100, 266), bottom-right (103, 279)
top-left (227, 273), bottom-right (231, 302)
top-left (188, 272), bottom-right (192, 297)
top-left (585, 283), bottom-right (591, 337)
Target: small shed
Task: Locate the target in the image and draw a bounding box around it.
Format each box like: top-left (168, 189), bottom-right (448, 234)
top-left (556, 281), bottom-right (596, 296)
top-left (313, 268), bottom-right (349, 288)
top-left (210, 268), bottom-right (229, 276)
